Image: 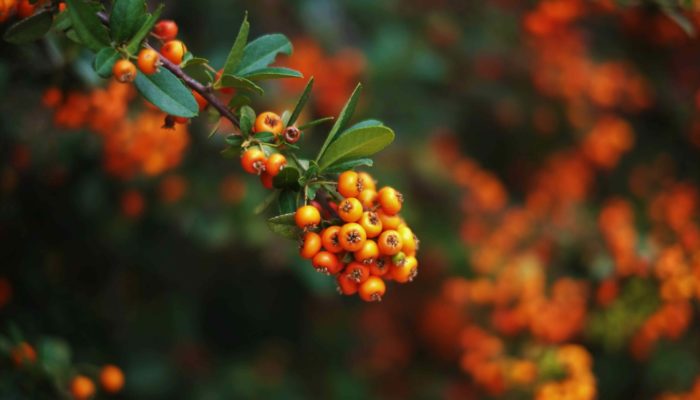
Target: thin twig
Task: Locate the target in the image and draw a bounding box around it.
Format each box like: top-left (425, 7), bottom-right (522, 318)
top-left (96, 11), bottom-right (241, 132)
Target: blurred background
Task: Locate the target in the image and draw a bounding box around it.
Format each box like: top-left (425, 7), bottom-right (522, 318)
top-left (2, 0), bottom-right (700, 398)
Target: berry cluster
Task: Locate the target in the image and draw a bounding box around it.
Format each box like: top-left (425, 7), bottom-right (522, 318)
top-left (294, 171), bottom-right (419, 302)
top-left (239, 111), bottom-right (302, 188)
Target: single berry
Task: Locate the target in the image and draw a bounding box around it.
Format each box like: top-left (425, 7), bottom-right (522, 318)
top-left (153, 20), bottom-right (178, 41)
top-left (337, 171), bottom-right (363, 198)
top-left (266, 153), bottom-right (287, 177)
top-left (113, 59), bottom-right (137, 83)
top-left (359, 276), bottom-right (386, 302)
top-left (339, 223), bottom-right (367, 252)
top-left (378, 230), bottom-right (403, 256)
top-left (295, 205), bottom-right (321, 229)
top-left (300, 231), bottom-right (322, 259)
top-left (254, 111), bottom-right (283, 136)
top-left (100, 365), bottom-right (125, 394)
top-left (240, 148), bottom-right (267, 175)
top-left (338, 197), bottom-right (363, 222)
top-left (137, 48), bottom-right (160, 75)
top-left (161, 40), bottom-right (187, 65)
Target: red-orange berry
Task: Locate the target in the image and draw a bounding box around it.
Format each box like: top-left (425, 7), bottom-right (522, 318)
top-left (321, 226), bottom-right (343, 253)
top-left (295, 205), bottom-right (321, 229)
top-left (359, 211), bottom-right (382, 238)
top-left (100, 365), bottom-right (125, 394)
top-left (369, 257), bottom-right (390, 277)
top-left (70, 375), bottom-right (95, 400)
top-left (173, 116), bottom-right (189, 124)
top-left (339, 223), bottom-right (367, 252)
top-left (338, 197), bottom-right (363, 222)
top-left (10, 342), bottom-right (36, 366)
top-left (153, 20), bottom-right (178, 41)
top-left (345, 261), bottom-right (370, 283)
top-left (377, 209), bottom-right (401, 230)
top-left (358, 189), bottom-right (378, 210)
top-left (378, 186), bottom-right (403, 215)
top-left (358, 171), bottom-right (376, 192)
top-left (300, 231), bottom-right (322, 259)
top-left (337, 171), bottom-right (363, 198)
top-left (391, 255), bottom-right (417, 283)
top-left (260, 172), bottom-right (273, 189)
top-left (137, 48), bottom-right (160, 75)
top-left (112, 59), bottom-right (137, 83)
top-left (254, 111), bottom-right (283, 136)
top-left (397, 224), bottom-right (417, 256)
top-left (266, 153), bottom-right (287, 177)
top-left (312, 251), bottom-right (342, 275)
top-left (161, 40), bottom-right (187, 65)
top-left (240, 148), bottom-right (266, 175)
top-left (16, 0), bottom-right (34, 18)
top-left (284, 126), bottom-right (301, 143)
top-left (354, 240), bottom-right (379, 264)
top-left (377, 229), bottom-right (403, 256)
top-left (359, 276), bottom-right (386, 302)
top-left (192, 90), bottom-right (207, 111)
top-left (337, 273), bottom-right (359, 295)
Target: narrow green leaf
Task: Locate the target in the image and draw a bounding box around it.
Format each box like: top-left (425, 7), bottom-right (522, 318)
top-left (228, 94), bottom-right (251, 110)
top-left (52, 10), bottom-right (72, 31)
top-left (305, 184), bottom-right (320, 201)
top-left (254, 132), bottom-right (276, 143)
top-left (242, 67), bottom-right (302, 81)
top-left (110, 0), bottom-right (147, 43)
top-left (220, 146), bottom-right (240, 159)
top-left (663, 7), bottom-right (695, 37)
top-left (273, 167), bottom-right (301, 190)
top-left (221, 13), bottom-right (249, 77)
top-left (64, 0), bottom-right (110, 52)
top-left (267, 212), bottom-right (301, 240)
top-left (318, 126), bottom-right (394, 170)
top-left (239, 105), bottom-right (255, 134)
top-left (287, 77), bottom-right (314, 127)
top-left (235, 33), bottom-right (292, 76)
top-left (125, 4), bottom-right (163, 54)
top-left (346, 119), bottom-right (383, 130)
top-left (93, 47), bottom-right (120, 78)
top-left (3, 10), bottom-right (53, 44)
top-left (315, 83), bottom-right (362, 162)
top-left (255, 190), bottom-right (280, 215)
top-left (298, 116), bottom-right (334, 131)
top-left (134, 69), bottom-right (198, 117)
top-left (225, 135), bottom-right (243, 146)
top-left (216, 74), bottom-right (263, 95)
top-left (322, 158), bottom-right (374, 173)
top-left (182, 63), bottom-right (213, 85)
top-left (182, 57), bottom-right (209, 68)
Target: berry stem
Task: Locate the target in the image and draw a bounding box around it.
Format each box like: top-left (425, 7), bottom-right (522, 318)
top-left (95, 11), bottom-right (242, 133)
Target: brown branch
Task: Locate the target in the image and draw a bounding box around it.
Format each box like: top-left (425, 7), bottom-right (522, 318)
top-left (96, 11), bottom-right (241, 132)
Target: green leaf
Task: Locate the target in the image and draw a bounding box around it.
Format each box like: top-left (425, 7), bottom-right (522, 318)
top-left (52, 10), bottom-right (72, 31)
top-left (235, 34), bottom-right (292, 76)
top-left (299, 116), bottom-right (334, 131)
top-left (3, 10), bottom-right (53, 44)
top-left (239, 105), bottom-right (255, 135)
top-left (305, 184), bottom-right (320, 201)
top-left (347, 119), bottom-right (383, 130)
top-left (220, 146), bottom-right (240, 159)
top-left (242, 67), bottom-right (303, 81)
top-left (64, 0), bottom-right (110, 52)
top-left (322, 158), bottom-right (374, 173)
top-left (287, 77), bottom-right (314, 127)
top-left (221, 13), bottom-right (249, 77)
top-left (255, 190), bottom-right (280, 215)
top-left (216, 74), bottom-right (263, 95)
top-left (278, 190), bottom-right (298, 214)
top-left (267, 212), bottom-right (301, 240)
top-left (315, 83), bottom-right (362, 162)
top-left (125, 4), bottom-right (163, 54)
top-left (37, 338), bottom-right (72, 376)
top-left (93, 46), bottom-right (120, 78)
top-left (318, 126), bottom-right (394, 171)
top-left (182, 57), bottom-right (209, 68)
top-left (134, 69), bottom-right (198, 117)
top-left (228, 94), bottom-right (251, 110)
top-left (225, 135), bottom-right (243, 146)
top-left (182, 63), bottom-right (213, 85)
top-left (110, 0), bottom-right (146, 43)
top-left (273, 167), bottom-right (301, 190)
top-left (254, 132), bottom-right (276, 143)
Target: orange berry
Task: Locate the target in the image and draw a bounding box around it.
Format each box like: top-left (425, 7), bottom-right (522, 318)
top-left (321, 226), bottom-right (343, 253)
top-left (337, 171), bottom-right (362, 198)
top-left (254, 111), bottom-right (283, 135)
top-left (345, 261), bottom-right (370, 283)
top-left (16, 0), bottom-right (34, 18)
top-left (391, 255), bottom-right (417, 283)
top-left (338, 197), bottom-right (363, 222)
top-left (70, 375), bottom-right (95, 400)
top-left (377, 230), bottom-right (403, 256)
top-left (312, 251), bottom-right (342, 275)
top-left (377, 209), bottom-right (401, 230)
top-left (354, 240), bottom-right (378, 264)
top-left (260, 172), bottom-right (273, 189)
top-left (295, 205), bottom-right (321, 229)
top-left (339, 223), bottom-right (366, 252)
top-left (358, 171), bottom-right (376, 192)
top-left (359, 276), bottom-right (386, 302)
top-left (161, 40), bottom-right (187, 65)
top-left (369, 257), bottom-right (390, 277)
top-left (266, 153), bottom-right (287, 177)
top-left (153, 20), bottom-right (178, 41)
top-left (358, 189), bottom-right (377, 210)
top-left (10, 342), bottom-right (36, 366)
top-left (396, 224), bottom-right (417, 256)
top-left (99, 365), bottom-right (125, 394)
top-left (359, 211), bottom-right (382, 238)
top-left (300, 232), bottom-right (322, 259)
top-left (112, 59), bottom-right (137, 83)
top-left (192, 90), bottom-right (207, 111)
top-left (240, 148), bottom-right (266, 175)
top-left (337, 273), bottom-right (359, 295)
top-left (137, 48), bottom-right (160, 75)
top-left (378, 186), bottom-right (403, 215)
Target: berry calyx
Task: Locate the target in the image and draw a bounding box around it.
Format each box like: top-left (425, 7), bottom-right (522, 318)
top-left (338, 197), bottom-right (363, 222)
top-left (378, 229), bottom-right (403, 256)
top-left (321, 226), bottom-right (343, 253)
top-left (359, 211), bottom-right (383, 238)
top-left (339, 223), bottom-right (367, 252)
top-left (345, 261), bottom-right (370, 283)
top-left (113, 59), bottom-right (137, 83)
